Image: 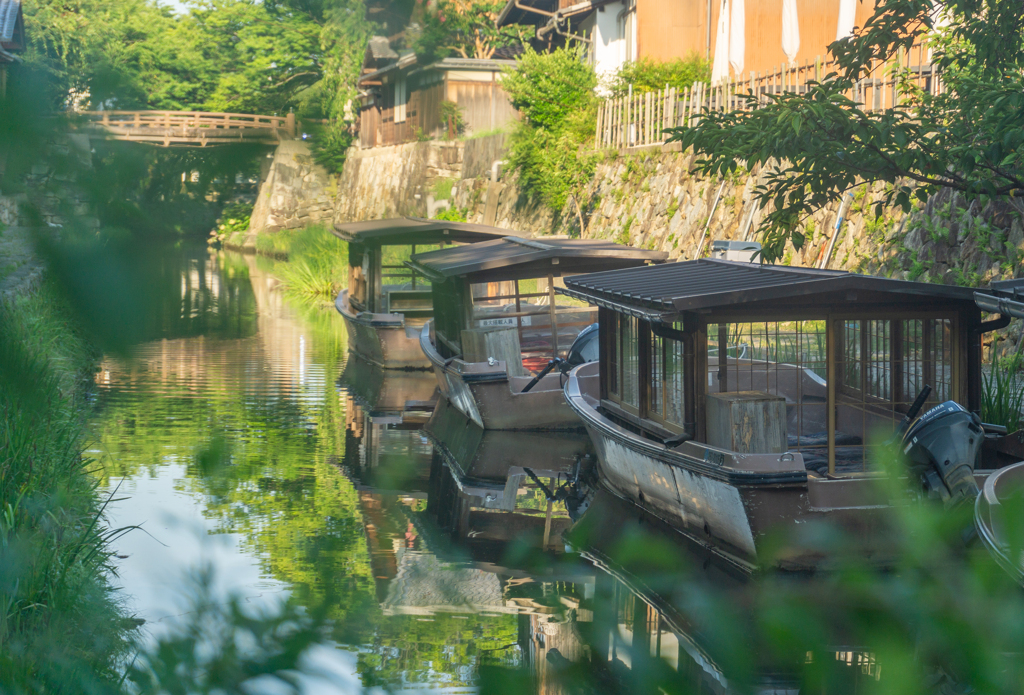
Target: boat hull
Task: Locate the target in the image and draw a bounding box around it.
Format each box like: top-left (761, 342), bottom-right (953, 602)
top-left (419, 323), bottom-right (582, 431)
top-left (336, 290), bottom-right (431, 370)
top-left (563, 363), bottom-right (899, 572)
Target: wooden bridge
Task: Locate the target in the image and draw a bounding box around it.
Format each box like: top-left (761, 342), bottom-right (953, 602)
top-left (81, 111), bottom-right (297, 147)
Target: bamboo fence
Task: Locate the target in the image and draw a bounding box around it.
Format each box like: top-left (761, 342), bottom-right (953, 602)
top-left (595, 43), bottom-right (940, 150)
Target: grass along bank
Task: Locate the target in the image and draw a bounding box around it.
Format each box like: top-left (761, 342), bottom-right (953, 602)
top-left (0, 283), bottom-right (133, 693)
top-left (256, 225), bottom-right (348, 302)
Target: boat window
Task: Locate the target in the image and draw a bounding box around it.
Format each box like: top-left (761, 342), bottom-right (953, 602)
top-left (649, 324), bottom-right (686, 429)
top-left (380, 244), bottom-right (443, 289)
top-left (707, 321), bottom-right (830, 460)
top-left (467, 275), bottom-right (598, 370)
top-left (617, 315), bottom-right (640, 410)
top-left (607, 312), bottom-right (619, 397)
top-left (836, 318), bottom-right (954, 443)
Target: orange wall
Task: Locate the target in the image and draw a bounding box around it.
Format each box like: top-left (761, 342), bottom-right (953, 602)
top-left (637, 0), bottom-right (876, 74)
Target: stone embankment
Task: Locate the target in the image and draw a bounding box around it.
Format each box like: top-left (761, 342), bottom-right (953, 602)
top-left (247, 135), bottom-right (1024, 354)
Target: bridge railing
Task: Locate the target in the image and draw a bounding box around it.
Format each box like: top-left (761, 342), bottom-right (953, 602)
top-left (80, 110), bottom-right (296, 146)
top-left (84, 110), bottom-right (290, 130)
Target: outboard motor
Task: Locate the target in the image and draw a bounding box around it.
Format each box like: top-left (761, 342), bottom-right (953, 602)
top-left (564, 322), bottom-right (599, 368)
top-left (901, 390), bottom-right (984, 508)
top-left (521, 323), bottom-right (599, 393)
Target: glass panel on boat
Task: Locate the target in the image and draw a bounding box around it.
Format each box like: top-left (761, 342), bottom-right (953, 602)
top-left (649, 324), bottom-right (686, 429)
top-left (619, 315), bottom-right (640, 410)
top-left (835, 318), bottom-right (954, 468)
top-left (707, 320), bottom-right (829, 460)
top-left (467, 275), bottom-right (598, 371)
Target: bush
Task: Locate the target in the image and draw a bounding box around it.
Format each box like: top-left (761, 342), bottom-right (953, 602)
top-left (432, 206), bottom-right (467, 222)
top-left (502, 46), bottom-right (599, 211)
top-left (439, 100), bottom-right (467, 138)
top-left (608, 55), bottom-right (710, 97)
top-left (214, 202), bottom-right (253, 242)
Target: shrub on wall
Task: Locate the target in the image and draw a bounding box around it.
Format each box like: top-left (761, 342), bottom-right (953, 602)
top-left (608, 55), bottom-right (711, 97)
top-left (502, 46), bottom-right (598, 211)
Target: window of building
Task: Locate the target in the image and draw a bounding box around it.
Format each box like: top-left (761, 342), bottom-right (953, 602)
top-left (394, 77), bottom-right (407, 123)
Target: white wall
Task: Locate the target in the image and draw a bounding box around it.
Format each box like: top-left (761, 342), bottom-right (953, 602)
top-left (579, 0), bottom-right (630, 95)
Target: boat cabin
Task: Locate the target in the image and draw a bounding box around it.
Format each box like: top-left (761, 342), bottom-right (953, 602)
top-left (407, 236), bottom-right (667, 373)
top-left (560, 259), bottom-right (992, 476)
top-left (334, 217), bottom-right (511, 318)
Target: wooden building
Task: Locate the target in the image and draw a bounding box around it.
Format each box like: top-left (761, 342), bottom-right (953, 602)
top-left (357, 47), bottom-right (518, 149)
top-left (0, 0), bottom-right (24, 97)
top-left (499, 0), bottom-right (877, 82)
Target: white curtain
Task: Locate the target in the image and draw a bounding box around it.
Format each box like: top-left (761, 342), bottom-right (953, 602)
top-left (711, 0), bottom-right (731, 83)
top-left (836, 0), bottom-right (856, 40)
top-left (782, 0), bottom-right (800, 65)
top-left (729, 0), bottom-right (745, 74)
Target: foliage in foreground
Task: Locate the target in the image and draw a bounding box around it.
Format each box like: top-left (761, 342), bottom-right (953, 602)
top-left (607, 55), bottom-right (711, 97)
top-left (502, 46), bottom-right (599, 212)
top-left (666, 0), bottom-right (1024, 262)
top-left (0, 285), bottom-right (131, 692)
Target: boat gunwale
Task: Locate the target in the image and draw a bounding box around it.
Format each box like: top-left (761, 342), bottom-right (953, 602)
top-left (563, 364), bottom-right (810, 487)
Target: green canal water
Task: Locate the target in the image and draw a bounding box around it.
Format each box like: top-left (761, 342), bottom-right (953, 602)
top-left (87, 244), bottom-right (888, 693)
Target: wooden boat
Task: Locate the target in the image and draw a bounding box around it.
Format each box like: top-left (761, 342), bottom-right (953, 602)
top-left (406, 236), bottom-right (666, 429)
top-left (333, 217), bottom-right (510, 369)
top-left (559, 258), bottom-right (1024, 571)
top-left (975, 460), bottom-right (1024, 584)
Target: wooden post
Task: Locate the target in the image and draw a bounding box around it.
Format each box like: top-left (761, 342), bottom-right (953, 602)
top-left (827, 317), bottom-right (837, 476)
top-left (548, 273), bottom-right (559, 358)
top-left (285, 111), bottom-right (296, 137)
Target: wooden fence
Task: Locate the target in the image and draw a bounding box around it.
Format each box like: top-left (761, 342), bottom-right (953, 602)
top-left (82, 111), bottom-right (295, 147)
top-left (596, 43), bottom-right (941, 150)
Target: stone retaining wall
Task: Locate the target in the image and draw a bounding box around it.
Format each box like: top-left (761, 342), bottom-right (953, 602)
top-left (248, 140), bottom-right (335, 237)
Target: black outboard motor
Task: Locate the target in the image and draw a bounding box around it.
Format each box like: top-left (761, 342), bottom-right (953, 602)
top-left (902, 397), bottom-right (984, 508)
top-left (521, 323), bottom-right (599, 393)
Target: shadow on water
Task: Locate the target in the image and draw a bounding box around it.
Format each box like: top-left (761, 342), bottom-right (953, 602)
top-left (86, 242), bottom-right (1024, 694)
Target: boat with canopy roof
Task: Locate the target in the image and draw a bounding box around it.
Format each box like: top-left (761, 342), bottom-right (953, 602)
top-left (559, 259), bottom-right (1024, 571)
top-left (332, 217), bottom-right (511, 369)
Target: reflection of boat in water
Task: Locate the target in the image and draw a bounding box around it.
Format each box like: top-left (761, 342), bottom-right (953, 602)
top-left (332, 218), bottom-right (510, 370)
top-left (407, 236), bottom-right (665, 429)
top-left (424, 394), bottom-right (592, 556)
top-left (337, 354), bottom-right (437, 494)
top-left (561, 260), bottom-right (1023, 571)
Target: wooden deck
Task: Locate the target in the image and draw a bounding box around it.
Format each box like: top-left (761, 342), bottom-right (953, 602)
top-left (81, 110), bottom-right (296, 147)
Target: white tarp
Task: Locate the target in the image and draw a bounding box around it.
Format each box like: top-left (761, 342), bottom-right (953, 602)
top-left (782, 0), bottom-right (800, 64)
top-left (711, 0), bottom-right (731, 83)
top-left (729, 0), bottom-right (745, 74)
top-left (836, 0), bottom-right (857, 40)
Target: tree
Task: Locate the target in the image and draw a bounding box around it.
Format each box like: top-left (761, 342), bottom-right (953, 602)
top-left (502, 46), bottom-right (598, 212)
top-left (411, 0), bottom-right (522, 62)
top-left (666, 0), bottom-right (1024, 262)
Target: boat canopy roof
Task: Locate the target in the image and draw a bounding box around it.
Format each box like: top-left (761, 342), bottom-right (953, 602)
top-left (405, 236), bottom-right (668, 283)
top-left (559, 259), bottom-right (986, 319)
top-left (333, 217), bottom-right (512, 246)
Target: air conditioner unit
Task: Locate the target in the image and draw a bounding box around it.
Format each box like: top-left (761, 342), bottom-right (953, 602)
top-left (711, 240), bottom-right (761, 263)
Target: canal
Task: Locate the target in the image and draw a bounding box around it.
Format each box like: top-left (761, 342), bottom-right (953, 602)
top-left (84, 244), bottom-right (938, 693)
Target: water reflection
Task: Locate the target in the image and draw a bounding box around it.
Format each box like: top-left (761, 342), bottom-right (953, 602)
top-left (91, 243), bottom-right (894, 693)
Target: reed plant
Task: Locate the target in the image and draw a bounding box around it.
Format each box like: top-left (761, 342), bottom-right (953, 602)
top-left (274, 225), bottom-right (348, 302)
top-left (982, 352), bottom-right (1024, 431)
